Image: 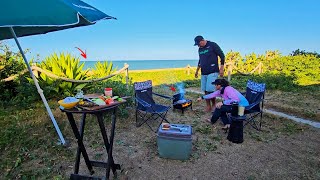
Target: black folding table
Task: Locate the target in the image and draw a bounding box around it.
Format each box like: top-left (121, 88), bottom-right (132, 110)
top-left (60, 101), bottom-right (125, 179)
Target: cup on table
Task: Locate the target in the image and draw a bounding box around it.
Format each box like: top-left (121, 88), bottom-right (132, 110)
top-left (104, 88), bottom-right (112, 97)
top-left (238, 106), bottom-right (245, 116)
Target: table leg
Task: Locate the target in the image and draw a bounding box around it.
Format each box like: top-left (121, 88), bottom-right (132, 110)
top-left (108, 108), bottom-right (117, 177)
top-left (74, 113), bottom-right (86, 174)
top-left (66, 112), bottom-right (94, 175)
top-left (96, 108), bottom-right (119, 179)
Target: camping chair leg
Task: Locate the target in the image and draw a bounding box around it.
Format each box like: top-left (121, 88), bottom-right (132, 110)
top-left (243, 113), bottom-right (262, 131)
top-left (136, 110), bottom-right (151, 127)
top-left (154, 111), bottom-right (170, 133)
top-left (136, 110), bottom-right (170, 132)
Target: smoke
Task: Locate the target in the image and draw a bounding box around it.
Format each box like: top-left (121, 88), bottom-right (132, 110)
top-left (176, 82), bottom-right (185, 99)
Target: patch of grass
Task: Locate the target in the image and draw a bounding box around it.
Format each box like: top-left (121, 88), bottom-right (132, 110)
top-left (303, 110), bottom-right (317, 118)
top-left (247, 175), bottom-right (257, 180)
top-left (279, 121), bottom-right (304, 135)
top-left (195, 125), bottom-right (212, 134)
top-left (195, 138), bottom-right (218, 152)
top-left (210, 135), bottom-right (223, 142)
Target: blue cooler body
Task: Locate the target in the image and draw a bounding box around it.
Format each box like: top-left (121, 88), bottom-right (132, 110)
top-left (157, 124), bottom-right (192, 160)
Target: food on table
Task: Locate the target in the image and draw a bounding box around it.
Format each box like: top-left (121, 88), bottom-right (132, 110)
top-left (78, 99), bottom-right (96, 107)
top-left (92, 98), bottom-right (106, 105)
top-left (112, 96), bottom-right (119, 100)
top-left (105, 98), bottom-right (114, 105)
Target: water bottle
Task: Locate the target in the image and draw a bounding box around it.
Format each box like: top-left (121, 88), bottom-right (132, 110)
top-left (231, 102), bottom-right (239, 116)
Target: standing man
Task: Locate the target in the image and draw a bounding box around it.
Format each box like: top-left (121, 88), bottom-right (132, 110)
top-left (194, 35), bottom-right (225, 112)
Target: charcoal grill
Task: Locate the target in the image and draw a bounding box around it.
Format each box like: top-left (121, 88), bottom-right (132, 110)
top-left (173, 93), bottom-right (192, 113)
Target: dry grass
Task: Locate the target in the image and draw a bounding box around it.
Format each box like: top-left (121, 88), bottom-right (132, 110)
top-left (61, 87), bottom-right (320, 179)
top-left (1, 87), bottom-right (319, 179)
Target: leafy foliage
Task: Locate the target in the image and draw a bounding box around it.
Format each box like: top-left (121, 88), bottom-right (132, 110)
top-left (90, 60), bottom-right (115, 78)
top-left (38, 53), bottom-right (89, 96)
top-left (0, 43), bottom-right (30, 105)
top-left (291, 49), bottom-right (320, 58)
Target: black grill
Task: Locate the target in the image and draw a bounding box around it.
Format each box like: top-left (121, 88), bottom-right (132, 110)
top-left (172, 93), bottom-right (192, 113)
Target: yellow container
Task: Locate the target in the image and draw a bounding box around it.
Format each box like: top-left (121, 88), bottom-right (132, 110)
top-left (58, 99), bottom-right (79, 109)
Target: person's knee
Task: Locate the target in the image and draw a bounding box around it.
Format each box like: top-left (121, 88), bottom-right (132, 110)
top-left (210, 115), bottom-right (219, 124)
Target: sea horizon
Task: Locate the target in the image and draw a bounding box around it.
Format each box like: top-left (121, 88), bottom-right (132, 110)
top-left (81, 59), bottom-right (198, 70)
top-left (81, 59), bottom-right (197, 61)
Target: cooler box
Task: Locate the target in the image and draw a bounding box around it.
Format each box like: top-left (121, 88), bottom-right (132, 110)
top-left (157, 124), bottom-right (192, 160)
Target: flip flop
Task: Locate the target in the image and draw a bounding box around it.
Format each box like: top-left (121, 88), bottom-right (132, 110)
top-left (205, 118), bottom-right (212, 123)
top-left (221, 124), bottom-right (230, 133)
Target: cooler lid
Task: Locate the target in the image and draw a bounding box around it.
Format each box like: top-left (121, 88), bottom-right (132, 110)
top-left (158, 124), bottom-right (192, 138)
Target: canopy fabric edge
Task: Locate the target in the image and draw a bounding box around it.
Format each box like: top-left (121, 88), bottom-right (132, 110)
top-left (0, 13), bottom-right (116, 28)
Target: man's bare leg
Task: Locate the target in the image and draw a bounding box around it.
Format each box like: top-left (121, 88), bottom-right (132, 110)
top-left (211, 98), bottom-right (216, 111)
top-left (205, 91), bottom-right (212, 112)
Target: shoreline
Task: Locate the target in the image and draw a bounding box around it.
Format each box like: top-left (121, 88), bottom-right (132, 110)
top-left (129, 66), bottom-right (197, 72)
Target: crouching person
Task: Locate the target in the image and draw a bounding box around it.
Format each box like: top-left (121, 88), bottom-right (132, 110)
top-left (197, 79), bottom-right (249, 130)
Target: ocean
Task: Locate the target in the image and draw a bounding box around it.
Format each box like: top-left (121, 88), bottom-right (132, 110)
top-left (81, 60), bottom-right (198, 70)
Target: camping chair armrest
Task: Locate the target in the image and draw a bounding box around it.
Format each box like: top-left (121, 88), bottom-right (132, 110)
top-left (135, 97), bottom-right (151, 107)
top-left (152, 92), bottom-right (174, 100)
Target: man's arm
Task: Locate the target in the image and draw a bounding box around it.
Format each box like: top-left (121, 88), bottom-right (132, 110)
top-left (212, 42), bottom-right (225, 77)
top-left (195, 60), bottom-right (200, 78)
top-left (219, 64), bottom-right (224, 77)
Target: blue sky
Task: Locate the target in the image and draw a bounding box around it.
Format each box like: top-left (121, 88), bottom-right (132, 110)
top-left (4, 0), bottom-right (320, 61)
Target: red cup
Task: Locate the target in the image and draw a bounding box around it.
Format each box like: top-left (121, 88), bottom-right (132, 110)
top-left (104, 88), bottom-right (112, 97)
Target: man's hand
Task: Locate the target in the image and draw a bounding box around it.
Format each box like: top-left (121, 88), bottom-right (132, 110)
top-left (195, 66), bottom-right (200, 78)
top-left (215, 102), bottom-right (223, 109)
top-left (196, 97), bottom-right (202, 102)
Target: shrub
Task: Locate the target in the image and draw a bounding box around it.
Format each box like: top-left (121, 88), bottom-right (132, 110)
top-left (0, 44), bottom-right (31, 105)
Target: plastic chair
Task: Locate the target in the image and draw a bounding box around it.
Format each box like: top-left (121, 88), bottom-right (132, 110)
top-left (243, 80), bottom-right (266, 130)
top-left (134, 80), bottom-right (172, 132)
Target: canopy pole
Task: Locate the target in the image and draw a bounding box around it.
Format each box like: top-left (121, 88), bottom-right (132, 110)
top-left (9, 27), bottom-right (66, 145)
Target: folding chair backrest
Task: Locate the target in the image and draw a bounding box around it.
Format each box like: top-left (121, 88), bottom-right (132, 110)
top-left (245, 80), bottom-right (266, 111)
top-left (134, 80), bottom-right (155, 109)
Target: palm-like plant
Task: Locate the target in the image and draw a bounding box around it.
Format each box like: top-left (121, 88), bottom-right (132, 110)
top-left (39, 53), bottom-right (89, 96)
top-left (91, 60), bottom-right (115, 78)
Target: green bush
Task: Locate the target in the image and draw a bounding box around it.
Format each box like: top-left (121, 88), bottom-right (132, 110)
top-left (0, 44), bottom-right (31, 105)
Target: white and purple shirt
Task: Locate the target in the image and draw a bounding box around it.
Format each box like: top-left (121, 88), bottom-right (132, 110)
top-left (202, 86), bottom-right (249, 106)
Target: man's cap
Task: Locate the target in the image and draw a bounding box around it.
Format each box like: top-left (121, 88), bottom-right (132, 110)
top-left (194, 35), bottom-right (204, 46)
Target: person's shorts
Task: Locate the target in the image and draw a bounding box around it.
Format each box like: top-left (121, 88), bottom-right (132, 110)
top-left (201, 73), bottom-right (218, 92)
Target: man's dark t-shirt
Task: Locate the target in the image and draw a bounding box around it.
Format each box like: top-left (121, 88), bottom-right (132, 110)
top-left (197, 41), bottom-right (225, 75)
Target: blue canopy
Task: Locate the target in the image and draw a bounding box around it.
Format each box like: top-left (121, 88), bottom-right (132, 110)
top-left (0, 0), bottom-right (116, 40)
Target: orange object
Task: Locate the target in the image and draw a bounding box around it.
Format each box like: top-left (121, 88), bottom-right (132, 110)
top-left (99, 96), bottom-right (106, 101)
top-left (182, 102), bottom-right (191, 108)
top-left (105, 98), bottom-right (114, 105)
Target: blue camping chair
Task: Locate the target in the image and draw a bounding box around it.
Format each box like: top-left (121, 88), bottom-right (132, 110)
top-left (243, 80), bottom-right (266, 130)
top-left (134, 80), bottom-right (172, 132)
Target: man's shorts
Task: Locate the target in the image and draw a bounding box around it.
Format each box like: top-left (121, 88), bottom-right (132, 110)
top-left (201, 73), bottom-right (219, 92)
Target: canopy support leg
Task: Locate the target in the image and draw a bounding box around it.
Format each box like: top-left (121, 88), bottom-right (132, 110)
top-left (10, 27), bottom-right (66, 145)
